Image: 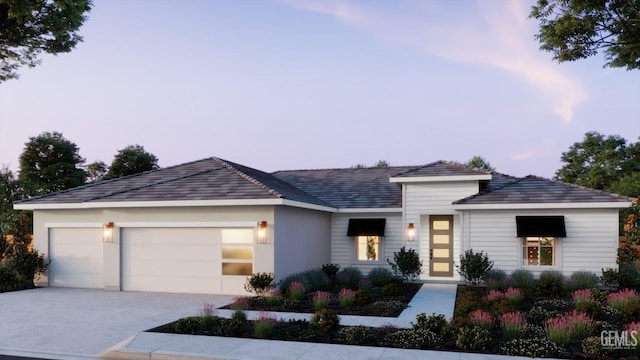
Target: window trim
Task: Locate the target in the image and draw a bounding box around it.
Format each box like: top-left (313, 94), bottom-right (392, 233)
top-left (522, 236), bottom-right (557, 267)
top-left (353, 235), bottom-right (383, 263)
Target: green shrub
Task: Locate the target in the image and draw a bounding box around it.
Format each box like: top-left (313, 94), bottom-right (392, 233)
top-left (279, 268), bottom-right (330, 293)
top-left (200, 315), bottom-right (218, 328)
top-left (601, 267), bottom-right (620, 288)
top-left (620, 263), bottom-right (640, 289)
top-left (9, 248), bottom-right (48, 288)
top-left (381, 281), bottom-right (403, 297)
top-left (485, 268), bottom-right (507, 281)
top-left (569, 270), bottom-right (599, 290)
top-left (456, 249), bottom-right (493, 286)
top-left (340, 326), bottom-right (375, 345)
top-left (534, 270), bottom-right (566, 298)
top-left (367, 267), bottom-right (394, 287)
top-left (413, 313), bottom-right (447, 335)
top-left (175, 316), bottom-right (202, 334)
top-left (455, 326), bottom-right (492, 351)
top-left (218, 317), bottom-right (247, 336)
top-left (526, 306), bottom-right (558, 326)
top-left (510, 269), bottom-right (535, 289)
top-left (231, 309), bottom-right (247, 323)
top-left (310, 308), bottom-right (340, 333)
top-left (498, 337), bottom-right (563, 358)
top-left (355, 287), bottom-right (371, 305)
top-left (321, 263), bottom-right (340, 280)
top-left (0, 265), bottom-right (17, 291)
top-left (244, 272), bottom-right (276, 296)
top-left (582, 336), bottom-right (606, 358)
top-left (365, 300), bottom-right (406, 316)
top-left (385, 328), bottom-right (442, 349)
top-left (387, 246), bottom-right (422, 282)
top-left (334, 267), bottom-right (363, 290)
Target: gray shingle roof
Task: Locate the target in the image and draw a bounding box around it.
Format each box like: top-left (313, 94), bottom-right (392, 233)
top-left (454, 175), bottom-right (633, 205)
top-left (14, 158), bottom-right (631, 209)
top-left (14, 157), bottom-right (331, 207)
top-left (273, 166), bottom-right (415, 209)
top-left (391, 160), bottom-right (491, 177)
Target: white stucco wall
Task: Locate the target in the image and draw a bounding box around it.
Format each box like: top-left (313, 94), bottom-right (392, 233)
top-left (464, 208), bottom-right (620, 277)
top-left (273, 206), bottom-right (331, 282)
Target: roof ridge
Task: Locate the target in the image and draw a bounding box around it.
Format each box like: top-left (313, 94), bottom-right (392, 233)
top-left (273, 165), bottom-right (415, 174)
top-left (390, 160), bottom-right (443, 177)
top-left (391, 160), bottom-right (492, 177)
top-left (212, 157), bottom-right (284, 199)
top-left (82, 167), bottom-right (222, 202)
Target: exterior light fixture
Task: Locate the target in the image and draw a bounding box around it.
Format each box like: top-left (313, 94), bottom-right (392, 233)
top-left (257, 221), bottom-right (268, 244)
top-left (407, 223), bottom-right (415, 241)
top-left (103, 222), bottom-right (114, 243)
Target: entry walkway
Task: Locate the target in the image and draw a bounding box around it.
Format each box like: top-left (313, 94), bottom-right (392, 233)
top-left (104, 284), bottom-right (490, 360)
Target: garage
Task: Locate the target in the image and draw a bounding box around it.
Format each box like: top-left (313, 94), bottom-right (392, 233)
top-left (49, 227), bottom-right (103, 288)
top-left (121, 227), bottom-right (223, 294)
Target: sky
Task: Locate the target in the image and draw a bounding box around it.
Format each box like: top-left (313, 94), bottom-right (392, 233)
top-left (0, 0), bottom-right (638, 179)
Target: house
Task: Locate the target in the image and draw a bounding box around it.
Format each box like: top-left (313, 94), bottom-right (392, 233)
top-left (14, 157), bottom-right (633, 295)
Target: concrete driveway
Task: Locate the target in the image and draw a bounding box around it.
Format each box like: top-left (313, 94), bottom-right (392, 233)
top-left (0, 288), bottom-right (234, 359)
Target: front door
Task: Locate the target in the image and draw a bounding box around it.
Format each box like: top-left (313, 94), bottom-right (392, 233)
top-left (429, 215), bottom-right (453, 277)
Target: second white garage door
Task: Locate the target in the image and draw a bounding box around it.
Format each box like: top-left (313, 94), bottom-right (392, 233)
top-left (121, 227), bottom-right (221, 294)
top-left (49, 227), bottom-right (103, 288)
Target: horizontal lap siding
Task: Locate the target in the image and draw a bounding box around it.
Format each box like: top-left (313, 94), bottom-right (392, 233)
top-left (406, 182), bottom-right (479, 280)
top-left (468, 209), bottom-right (619, 277)
top-left (330, 213), bottom-right (402, 275)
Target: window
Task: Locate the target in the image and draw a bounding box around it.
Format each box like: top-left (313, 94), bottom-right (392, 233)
top-left (523, 237), bottom-right (555, 266)
top-left (221, 229), bottom-right (253, 275)
top-left (356, 236), bottom-right (380, 261)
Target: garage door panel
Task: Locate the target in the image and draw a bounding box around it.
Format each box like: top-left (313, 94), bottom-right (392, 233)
top-left (49, 228), bottom-right (103, 289)
top-left (122, 228), bottom-right (223, 294)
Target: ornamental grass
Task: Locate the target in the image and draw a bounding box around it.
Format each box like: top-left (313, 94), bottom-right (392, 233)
top-left (500, 311), bottom-right (527, 340)
top-left (312, 291), bottom-right (332, 310)
top-left (288, 281), bottom-right (306, 301)
top-left (544, 310), bottom-right (592, 345)
top-left (468, 309), bottom-right (493, 330)
top-left (572, 289), bottom-right (594, 312)
top-left (253, 311), bottom-right (276, 339)
top-left (504, 287), bottom-right (523, 305)
top-left (338, 288), bottom-right (356, 309)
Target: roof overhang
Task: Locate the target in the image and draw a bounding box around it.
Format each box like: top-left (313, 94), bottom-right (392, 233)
top-left (14, 199), bottom-right (338, 213)
top-left (453, 202), bottom-right (631, 210)
top-left (389, 174), bottom-right (492, 183)
top-left (337, 207), bottom-right (403, 213)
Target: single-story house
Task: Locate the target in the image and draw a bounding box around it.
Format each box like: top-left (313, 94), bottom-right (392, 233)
top-left (14, 157), bottom-right (633, 295)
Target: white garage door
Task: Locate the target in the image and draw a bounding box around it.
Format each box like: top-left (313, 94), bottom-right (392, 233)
top-left (122, 228), bottom-right (221, 294)
top-left (49, 228), bottom-right (103, 288)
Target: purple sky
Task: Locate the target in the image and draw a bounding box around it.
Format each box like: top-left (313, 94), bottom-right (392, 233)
top-left (1, 0), bottom-right (638, 179)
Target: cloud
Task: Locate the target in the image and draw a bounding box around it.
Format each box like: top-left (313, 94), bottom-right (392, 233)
top-left (281, 0), bottom-right (587, 122)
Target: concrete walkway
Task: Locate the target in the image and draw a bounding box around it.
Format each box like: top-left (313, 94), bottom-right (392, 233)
top-left (103, 284), bottom-right (527, 360)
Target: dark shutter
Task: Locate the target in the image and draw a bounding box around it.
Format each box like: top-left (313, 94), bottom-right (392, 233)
top-left (347, 219), bottom-right (386, 236)
top-left (516, 216), bottom-right (566, 237)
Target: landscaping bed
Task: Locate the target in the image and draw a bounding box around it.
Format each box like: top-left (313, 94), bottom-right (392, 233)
top-left (150, 268), bottom-right (640, 359)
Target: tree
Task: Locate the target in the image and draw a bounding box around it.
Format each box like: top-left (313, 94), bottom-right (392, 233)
top-left (466, 156), bottom-right (495, 172)
top-left (555, 131), bottom-right (638, 192)
top-left (85, 160), bottom-right (107, 183)
top-left (18, 131), bottom-right (86, 195)
top-left (105, 145), bottom-right (159, 179)
top-left (374, 160), bottom-right (390, 167)
top-left (0, 0), bottom-right (93, 82)
top-left (0, 166), bottom-right (23, 234)
top-left (529, 0), bottom-right (640, 70)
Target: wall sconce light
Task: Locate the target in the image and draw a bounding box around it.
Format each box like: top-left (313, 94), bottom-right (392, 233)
top-left (103, 222), bottom-right (114, 243)
top-left (257, 221), bottom-right (268, 244)
top-left (407, 223), bottom-right (415, 241)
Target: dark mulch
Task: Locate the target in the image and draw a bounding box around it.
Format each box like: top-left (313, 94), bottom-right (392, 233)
top-left (220, 283), bottom-right (422, 317)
